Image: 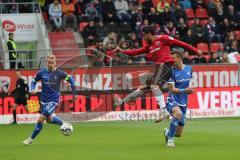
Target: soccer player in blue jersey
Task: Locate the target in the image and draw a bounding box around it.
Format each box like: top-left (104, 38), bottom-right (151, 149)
top-left (23, 55), bottom-right (76, 145)
top-left (163, 51), bottom-right (195, 147)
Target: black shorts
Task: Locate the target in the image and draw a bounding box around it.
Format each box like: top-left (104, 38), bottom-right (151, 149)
top-left (146, 62), bottom-right (173, 87)
top-left (15, 98), bottom-right (27, 106)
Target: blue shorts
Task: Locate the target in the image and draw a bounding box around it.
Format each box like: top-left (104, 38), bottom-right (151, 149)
top-left (166, 98), bottom-right (187, 126)
top-left (41, 102), bottom-right (58, 118)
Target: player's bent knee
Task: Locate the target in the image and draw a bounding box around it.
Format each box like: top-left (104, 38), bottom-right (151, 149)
top-left (172, 107), bottom-right (182, 120)
top-left (38, 115), bottom-right (47, 123)
top-left (37, 118), bottom-right (44, 123)
top-left (175, 112), bottom-right (182, 120)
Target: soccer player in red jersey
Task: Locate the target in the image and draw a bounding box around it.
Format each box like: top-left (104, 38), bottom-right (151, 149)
top-left (113, 26), bottom-right (202, 121)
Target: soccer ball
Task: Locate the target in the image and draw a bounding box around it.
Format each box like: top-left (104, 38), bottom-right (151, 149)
top-left (60, 123), bottom-right (73, 136)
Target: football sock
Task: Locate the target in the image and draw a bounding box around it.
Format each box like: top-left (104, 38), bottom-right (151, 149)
top-left (151, 86), bottom-right (166, 108)
top-left (168, 118), bottom-right (179, 139)
top-left (31, 122), bottom-right (43, 139)
top-left (51, 116), bottom-right (63, 125)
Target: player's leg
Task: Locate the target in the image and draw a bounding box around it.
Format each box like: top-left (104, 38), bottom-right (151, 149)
top-left (151, 63), bottom-right (172, 122)
top-left (23, 102), bottom-right (57, 145)
top-left (175, 106), bottom-right (187, 137)
top-left (113, 85), bottom-right (147, 107)
top-left (113, 63), bottom-right (171, 108)
top-left (23, 114), bottom-right (46, 145)
top-left (22, 98), bottom-right (29, 113)
top-left (151, 84), bottom-right (170, 123)
top-left (43, 101), bottom-right (61, 125)
top-left (165, 105), bottom-right (182, 147)
top-left (175, 126), bottom-right (184, 137)
top-left (47, 115), bottom-right (63, 126)
top-left (11, 103), bottom-right (18, 124)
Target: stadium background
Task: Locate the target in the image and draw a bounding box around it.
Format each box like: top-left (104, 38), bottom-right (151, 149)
top-left (1, 0), bottom-right (240, 123)
top-left (0, 1), bottom-right (240, 160)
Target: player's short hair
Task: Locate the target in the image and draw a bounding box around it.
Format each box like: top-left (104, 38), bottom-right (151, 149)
top-left (47, 55), bottom-right (56, 60)
top-left (142, 26), bottom-right (155, 35)
top-left (172, 50), bottom-right (184, 59)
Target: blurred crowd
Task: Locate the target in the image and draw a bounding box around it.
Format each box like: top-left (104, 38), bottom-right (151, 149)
top-left (1, 0), bottom-right (240, 66)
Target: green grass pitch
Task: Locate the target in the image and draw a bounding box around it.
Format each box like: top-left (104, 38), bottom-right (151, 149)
top-left (0, 118), bottom-right (239, 160)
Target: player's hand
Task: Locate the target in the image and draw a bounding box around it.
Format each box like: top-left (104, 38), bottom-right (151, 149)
top-left (197, 50), bottom-right (203, 56)
top-left (30, 90), bottom-right (37, 95)
top-left (185, 88), bottom-right (195, 94)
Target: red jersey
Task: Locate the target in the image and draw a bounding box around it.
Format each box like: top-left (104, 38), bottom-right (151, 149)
top-left (122, 35), bottom-right (199, 64)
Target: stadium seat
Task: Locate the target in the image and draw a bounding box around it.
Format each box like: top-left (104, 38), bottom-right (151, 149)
top-left (200, 19), bottom-right (208, 27)
top-left (152, 0), bottom-right (159, 7)
top-left (195, 8), bottom-right (208, 19)
top-left (185, 9), bottom-right (195, 19)
top-left (79, 22), bottom-right (89, 32)
top-left (187, 20), bottom-right (195, 27)
top-left (210, 42), bottom-right (220, 53)
top-left (234, 30), bottom-right (240, 40)
top-left (106, 22), bottom-right (119, 33)
top-left (119, 21), bottom-right (132, 35)
top-left (197, 43), bottom-right (209, 54)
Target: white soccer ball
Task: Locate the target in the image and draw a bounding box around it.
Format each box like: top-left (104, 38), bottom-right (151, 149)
top-left (60, 123), bottom-right (73, 136)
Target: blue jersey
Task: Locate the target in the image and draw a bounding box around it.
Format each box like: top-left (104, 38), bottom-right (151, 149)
top-left (31, 68), bottom-right (76, 103)
top-left (167, 65), bottom-right (192, 106)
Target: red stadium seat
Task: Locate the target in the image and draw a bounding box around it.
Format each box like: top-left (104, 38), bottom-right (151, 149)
top-left (79, 22), bottom-right (88, 32)
top-left (185, 9), bottom-right (195, 19)
top-left (152, 0), bottom-right (159, 7)
top-left (195, 8), bottom-right (208, 19)
top-left (200, 19), bottom-right (208, 27)
top-left (234, 30), bottom-right (240, 40)
top-left (210, 43), bottom-right (220, 53)
top-left (197, 43), bottom-right (209, 54)
top-left (187, 20), bottom-right (195, 27)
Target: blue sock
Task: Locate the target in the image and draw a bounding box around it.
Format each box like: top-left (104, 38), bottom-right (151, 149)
top-left (50, 116), bottom-right (63, 125)
top-left (168, 118), bottom-right (180, 139)
top-left (31, 122), bottom-right (43, 139)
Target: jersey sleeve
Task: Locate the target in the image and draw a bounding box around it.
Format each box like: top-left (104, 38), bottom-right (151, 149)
top-left (59, 70), bottom-right (76, 96)
top-left (58, 69), bottom-right (68, 80)
top-left (122, 45), bottom-right (149, 56)
top-left (161, 35), bottom-right (199, 53)
top-left (31, 70), bottom-right (42, 91)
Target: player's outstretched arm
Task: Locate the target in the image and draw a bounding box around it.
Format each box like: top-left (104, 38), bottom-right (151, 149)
top-left (65, 75), bottom-right (77, 102)
top-left (115, 45), bottom-right (149, 56)
top-left (30, 70), bottom-right (42, 94)
top-left (161, 35), bottom-right (202, 55)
